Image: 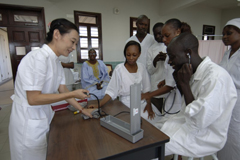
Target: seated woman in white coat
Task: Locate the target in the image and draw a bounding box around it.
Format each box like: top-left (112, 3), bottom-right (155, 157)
top-left (90, 40), bottom-right (162, 124)
top-left (81, 49), bottom-right (110, 100)
top-left (8, 18), bottom-right (94, 160)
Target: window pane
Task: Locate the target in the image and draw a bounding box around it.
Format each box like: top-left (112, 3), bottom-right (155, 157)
top-left (80, 38), bottom-right (88, 48)
top-left (79, 26), bottom-right (87, 36)
top-left (14, 15), bottom-right (38, 23)
top-left (16, 47), bottom-right (26, 55)
top-left (95, 50), bottom-right (99, 59)
top-left (78, 16), bottom-right (96, 24)
top-left (91, 27), bottom-right (98, 37)
top-left (133, 20), bottom-right (137, 28)
top-left (91, 38), bottom-right (99, 48)
top-left (0, 14), bottom-right (2, 21)
top-left (81, 49), bottom-right (89, 59)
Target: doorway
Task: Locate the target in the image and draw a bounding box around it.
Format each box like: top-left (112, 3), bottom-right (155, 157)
top-left (0, 4), bottom-right (46, 82)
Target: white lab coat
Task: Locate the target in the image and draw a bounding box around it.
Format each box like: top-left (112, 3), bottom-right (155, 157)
top-left (9, 44), bottom-right (65, 160)
top-left (218, 48), bottom-right (240, 160)
top-left (146, 41), bottom-right (167, 98)
top-left (161, 57), bottom-right (237, 157)
top-left (105, 62), bottom-right (162, 124)
top-left (59, 53), bottom-right (75, 85)
top-left (126, 34), bottom-right (155, 67)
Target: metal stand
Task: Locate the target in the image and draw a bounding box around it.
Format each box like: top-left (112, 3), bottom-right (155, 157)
top-left (100, 83), bottom-right (144, 143)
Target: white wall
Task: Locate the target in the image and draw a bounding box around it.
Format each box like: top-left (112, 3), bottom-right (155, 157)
top-left (0, 0), bottom-right (238, 63)
top-left (0, 0), bottom-right (161, 62)
top-left (221, 7), bottom-right (240, 28)
top-left (157, 4), bottom-right (222, 38)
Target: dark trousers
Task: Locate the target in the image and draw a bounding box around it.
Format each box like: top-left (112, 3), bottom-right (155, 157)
top-left (151, 97), bottom-right (164, 113)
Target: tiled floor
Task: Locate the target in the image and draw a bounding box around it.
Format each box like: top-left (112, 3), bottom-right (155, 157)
top-left (0, 79), bottom-right (213, 160)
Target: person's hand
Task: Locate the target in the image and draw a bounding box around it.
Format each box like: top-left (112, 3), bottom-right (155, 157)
top-left (176, 63), bottom-right (192, 86)
top-left (153, 52), bottom-right (167, 67)
top-left (141, 92), bottom-right (150, 101)
top-left (81, 108), bottom-right (94, 118)
top-left (72, 89), bottom-right (90, 99)
top-left (157, 80), bottom-right (165, 88)
top-left (159, 52), bottom-right (167, 61)
top-left (143, 100), bottom-right (155, 120)
top-left (173, 63), bottom-right (192, 92)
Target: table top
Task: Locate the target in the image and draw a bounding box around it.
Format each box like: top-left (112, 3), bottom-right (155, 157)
top-left (47, 100), bottom-right (169, 160)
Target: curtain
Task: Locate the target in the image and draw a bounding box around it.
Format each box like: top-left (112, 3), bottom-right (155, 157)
top-left (198, 40), bottom-right (227, 64)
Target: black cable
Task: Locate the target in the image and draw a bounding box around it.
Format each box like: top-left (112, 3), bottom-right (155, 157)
top-left (113, 111), bottom-right (130, 117)
top-left (89, 93), bottom-right (108, 117)
top-left (113, 111), bottom-right (142, 125)
top-left (154, 87), bottom-right (180, 117)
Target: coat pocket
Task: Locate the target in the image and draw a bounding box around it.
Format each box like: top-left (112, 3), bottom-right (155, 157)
top-left (24, 118), bottom-right (49, 148)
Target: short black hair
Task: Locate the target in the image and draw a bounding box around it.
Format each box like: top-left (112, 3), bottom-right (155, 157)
top-left (169, 32), bottom-right (199, 54)
top-left (45, 18), bottom-right (79, 43)
top-left (152, 22), bottom-right (164, 32)
top-left (165, 18), bottom-right (192, 34)
top-left (136, 15), bottom-right (149, 24)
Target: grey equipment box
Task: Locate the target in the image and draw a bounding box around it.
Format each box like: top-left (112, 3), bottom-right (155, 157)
top-left (100, 83), bottom-right (143, 143)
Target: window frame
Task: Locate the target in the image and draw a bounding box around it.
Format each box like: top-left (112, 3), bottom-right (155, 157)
top-left (74, 11), bottom-right (103, 63)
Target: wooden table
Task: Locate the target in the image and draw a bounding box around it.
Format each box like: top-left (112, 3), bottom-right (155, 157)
top-left (47, 100), bottom-right (170, 160)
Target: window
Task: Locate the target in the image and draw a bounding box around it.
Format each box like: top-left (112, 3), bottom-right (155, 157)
top-left (130, 17), bottom-right (137, 37)
top-left (202, 25), bottom-right (215, 40)
top-left (74, 11), bottom-right (103, 63)
top-left (14, 15), bottom-right (38, 23)
top-left (130, 17), bottom-right (150, 37)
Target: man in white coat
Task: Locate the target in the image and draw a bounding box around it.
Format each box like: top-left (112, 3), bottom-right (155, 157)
top-left (59, 53), bottom-right (75, 85)
top-left (146, 22), bottom-right (167, 112)
top-left (161, 32), bottom-right (237, 157)
top-left (126, 15), bottom-right (155, 67)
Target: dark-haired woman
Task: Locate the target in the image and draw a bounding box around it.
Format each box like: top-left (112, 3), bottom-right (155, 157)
top-left (90, 40), bottom-right (162, 124)
top-left (9, 18), bottom-right (93, 160)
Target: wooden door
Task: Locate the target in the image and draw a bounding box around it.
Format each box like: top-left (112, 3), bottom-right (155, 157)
top-left (0, 4), bottom-right (46, 81)
top-left (8, 26), bottom-right (45, 81)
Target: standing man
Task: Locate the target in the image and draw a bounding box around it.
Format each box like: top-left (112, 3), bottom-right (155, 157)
top-left (126, 15), bottom-right (155, 67)
top-left (146, 22), bottom-right (167, 112)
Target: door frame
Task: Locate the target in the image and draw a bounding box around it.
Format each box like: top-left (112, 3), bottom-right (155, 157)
top-left (0, 3), bottom-right (46, 82)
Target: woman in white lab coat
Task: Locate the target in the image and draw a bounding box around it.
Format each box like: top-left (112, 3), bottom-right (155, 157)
top-left (90, 41), bottom-right (162, 124)
top-left (218, 18), bottom-right (240, 160)
top-left (9, 18), bottom-right (93, 160)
